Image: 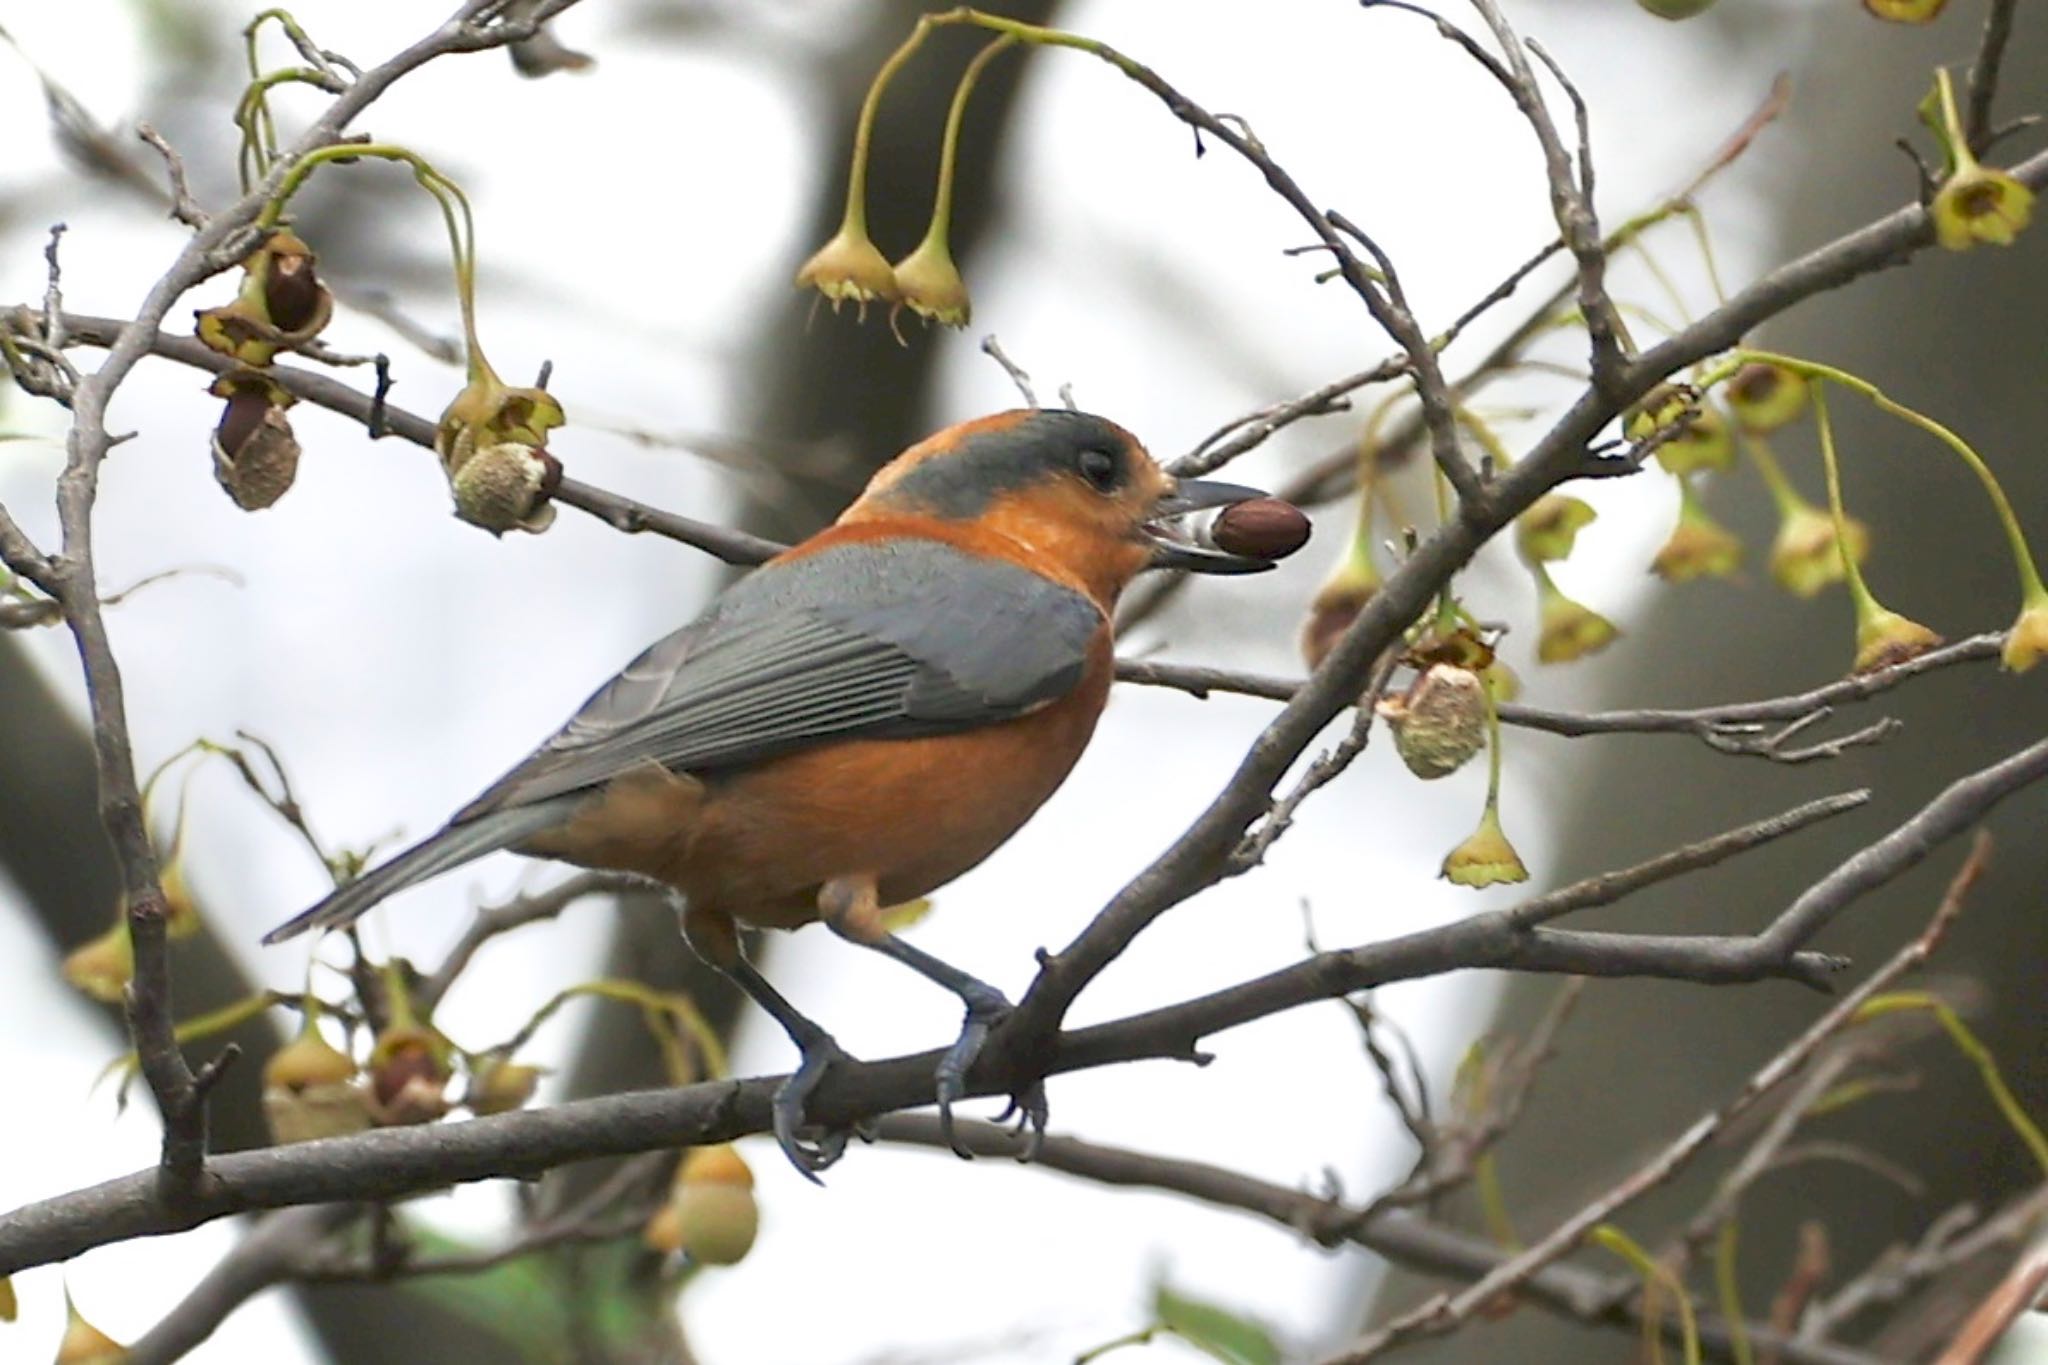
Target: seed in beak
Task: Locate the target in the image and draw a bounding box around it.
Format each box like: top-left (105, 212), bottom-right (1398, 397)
top-left (1209, 497), bottom-right (1311, 560)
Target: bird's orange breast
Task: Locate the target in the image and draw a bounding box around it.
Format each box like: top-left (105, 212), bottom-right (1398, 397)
top-left (525, 640), bottom-right (1114, 928)
top-left (675, 641), bottom-right (1113, 926)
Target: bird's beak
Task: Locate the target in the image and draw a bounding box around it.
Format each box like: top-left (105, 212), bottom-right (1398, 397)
top-left (1145, 477), bottom-right (1274, 574)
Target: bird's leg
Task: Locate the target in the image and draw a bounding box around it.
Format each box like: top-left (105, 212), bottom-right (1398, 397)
top-left (818, 876), bottom-right (1048, 1160)
top-left (682, 903), bottom-right (853, 1180)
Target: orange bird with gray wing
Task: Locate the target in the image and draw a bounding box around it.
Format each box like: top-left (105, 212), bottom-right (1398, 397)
top-left (265, 409), bottom-right (1297, 1174)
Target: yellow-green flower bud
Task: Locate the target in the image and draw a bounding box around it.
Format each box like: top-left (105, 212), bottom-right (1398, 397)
top-left (1300, 530), bottom-right (1382, 671)
top-left (1932, 163), bottom-right (2035, 252)
top-left (159, 861), bottom-right (204, 941)
top-left (1862, 0), bottom-right (1946, 20)
top-left (1852, 607), bottom-right (1942, 675)
top-left (61, 921), bottom-right (133, 1004)
top-left (891, 234), bottom-right (971, 330)
top-left (1769, 504), bottom-right (1868, 599)
top-left (794, 224), bottom-right (901, 317)
top-left (1441, 807), bottom-right (1528, 889)
top-left (1636, 0), bottom-right (1717, 15)
top-left (1627, 385), bottom-right (1734, 476)
top-left (57, 1294), bottom-right (125, 1364)
top-left (2002, 600), bottom-right (2048, 673)
top-left (194, 298), bottom-right (284, 368)
top-left (1652, 482), bottom-right (1743, 583)
top-left (467, 1053), bottom-right (543, 1116)
top-left (1535, 573), bottom-right (1619, 664)
top-left (1725, 363), bottom-right (1809, 434)
top-left (265, 1022), bottom-right (358, 1092)
top-left (263, 1018), bottom-right (372, 1146)
top-left (1516, 495), bottom-right (1597, 564)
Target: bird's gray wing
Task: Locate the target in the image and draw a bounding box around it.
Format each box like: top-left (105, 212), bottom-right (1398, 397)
top-left (456, 537), bottom-right (1103, 818)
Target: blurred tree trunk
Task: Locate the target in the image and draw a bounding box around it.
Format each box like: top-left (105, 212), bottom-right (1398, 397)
top-left (538, 5), bottom-right (1058, 1362)
top-left (1354, 18), bottom-right (2048, 1361)
top-left (0, 640), bottom-right (282, 1147)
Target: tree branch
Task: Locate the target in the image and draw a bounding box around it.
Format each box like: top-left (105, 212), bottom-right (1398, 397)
top-left (876, 1115), bottom-right (1881, 1365)
top-left (1333, 835), bottom-right (1989, 1361)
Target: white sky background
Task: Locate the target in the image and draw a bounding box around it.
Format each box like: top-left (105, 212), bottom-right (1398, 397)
top-left (0, 1), bottom-right (1829, 1361)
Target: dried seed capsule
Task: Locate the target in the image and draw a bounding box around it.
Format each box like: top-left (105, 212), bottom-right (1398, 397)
top-left (368, 1025), bottom-right (452, 1126)
top-left (1375, 664), bottom-right (1488, 780)
top-left (208, 370), bottom-right (301, 510)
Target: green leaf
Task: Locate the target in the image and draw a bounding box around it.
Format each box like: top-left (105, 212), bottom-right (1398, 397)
top-left (1150, 1281), bottom-right (1280, 1365)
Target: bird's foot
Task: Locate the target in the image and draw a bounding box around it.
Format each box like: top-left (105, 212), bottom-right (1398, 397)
top-left (935, 983), bottom-right (1048, 1161)
top-left (771, 1027), bottom-right (858, 1182)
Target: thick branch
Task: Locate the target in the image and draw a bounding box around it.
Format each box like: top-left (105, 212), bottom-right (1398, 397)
top-left (0, 921), bottom-right (1849, 1275)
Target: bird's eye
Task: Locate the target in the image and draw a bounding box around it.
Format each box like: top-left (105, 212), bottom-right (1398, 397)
top-left (1077, 446), bottom-right (1121, 492)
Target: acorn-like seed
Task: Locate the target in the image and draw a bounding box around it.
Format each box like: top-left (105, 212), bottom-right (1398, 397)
top-left (1210, 498), bottom-right (1310, 560)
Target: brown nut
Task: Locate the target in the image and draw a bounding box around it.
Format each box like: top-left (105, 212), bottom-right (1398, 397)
top-left (1210, 497), bottom-right (1310, 560)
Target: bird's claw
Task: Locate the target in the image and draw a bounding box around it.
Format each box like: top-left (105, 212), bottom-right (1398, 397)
top-left (934, 985), bottom-right (1047, 1161)
top-left (771, 1028), bottom-right (858, 1182)
top-left (993, 1082), bottom-right (1049, 1162)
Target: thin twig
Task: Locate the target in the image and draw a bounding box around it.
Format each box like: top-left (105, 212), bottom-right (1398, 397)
top-left (1228, 652), bottom-right (1398, 872)
top-left (1963, 0), bottom-right (2019, 158)
top-left (136, 124), bottom-right (207, 229)
top-left (1458, 0), bottom-right (1625, 391)
top-left (979, 334), bottom-right (1038, 407)
top-left (1508, 791), bottom-right (1871, 930)
top-left (1170, 356), bottom-right (1406, 478)
top-left (1331, 834), bottom-right (1991, 1361)
top-left (1348, 977), bottom-right (1585, 1226)
top-left (1801, 1187), bottom-right (2048, 1343)
top-left (420, 871), bottom-right (646, 1009)
top-left (1767, 1223), bottom-right (1834, 1365)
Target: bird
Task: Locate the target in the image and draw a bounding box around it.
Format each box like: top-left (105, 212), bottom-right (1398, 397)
top-left (264, 408), bottom-right (1277, 1175)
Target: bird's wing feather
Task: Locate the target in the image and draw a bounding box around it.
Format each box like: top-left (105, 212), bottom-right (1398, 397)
top-left (456, 537), bottom-right (1102, 818)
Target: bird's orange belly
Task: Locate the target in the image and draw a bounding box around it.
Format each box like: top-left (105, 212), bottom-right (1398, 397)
top-left (675, 705), bottom-right (1098, 927)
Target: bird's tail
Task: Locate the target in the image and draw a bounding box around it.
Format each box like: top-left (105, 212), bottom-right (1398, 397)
top-left (262, 801), bottom-right (574, 945)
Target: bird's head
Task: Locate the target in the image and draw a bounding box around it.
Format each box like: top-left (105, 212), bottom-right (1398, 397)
top-left (843, 409), bottom-right (1274, 605)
